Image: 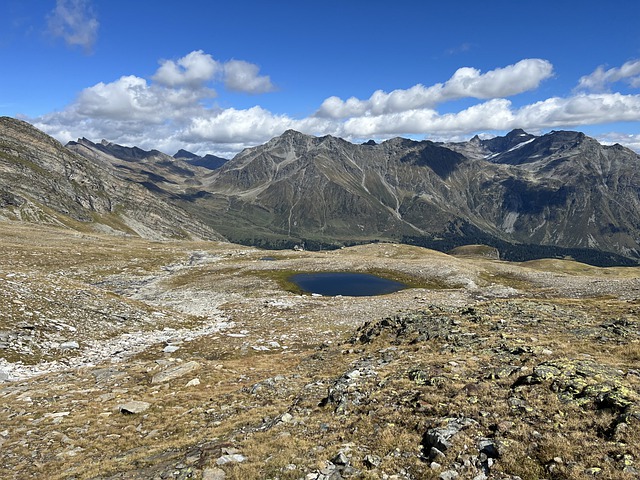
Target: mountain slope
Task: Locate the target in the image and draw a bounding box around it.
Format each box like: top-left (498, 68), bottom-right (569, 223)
top-left (0, 117), bottom-right (224, 241)
top-left (174, 149), bottom-right (229, 170)
top-left (6, 116), bottom-right (640, 265)
top-left (186, 129), bottom-right (640, 263)
top-left (65, 138), bottom-right (212, 196)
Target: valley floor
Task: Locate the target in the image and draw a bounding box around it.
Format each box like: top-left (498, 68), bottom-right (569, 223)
top-left (1, 222), bottom-right (640, 479)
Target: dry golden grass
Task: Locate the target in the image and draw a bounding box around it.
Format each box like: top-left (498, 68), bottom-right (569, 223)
top-left (2, 223), bottom-right (640, 479)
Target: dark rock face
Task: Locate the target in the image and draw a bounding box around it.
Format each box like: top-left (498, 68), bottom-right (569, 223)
top-left (196, 128), bottom-right (640, 263)
top-left (188, 154), bottom-right (228, 170)
top-left (174, 149), bottom-right (228, 170)
top-left (481, 128), bottom-right (536, 153)
top-left (499, 178), bottom-right (572, 214)
top-left (399, 141), bottom-right (467, 178)
top-left (174, 149), bottom-right (199, 160)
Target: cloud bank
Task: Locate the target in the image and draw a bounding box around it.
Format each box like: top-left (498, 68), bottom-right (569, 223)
top-left (33, 53), bottom-right (640, 156)
top-left (316, 59), bottom-right (554, 118)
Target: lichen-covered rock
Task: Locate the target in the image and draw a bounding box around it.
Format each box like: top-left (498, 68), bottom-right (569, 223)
top-left (351, 307), bottom-right (473, 346)
top-left (513, 358), bottom-right (638, 411)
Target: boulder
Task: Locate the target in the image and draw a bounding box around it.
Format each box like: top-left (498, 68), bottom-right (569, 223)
top-left (118, 401), bottom-right (151, 414)
top-left (152, 361), bottom-right (200, 383)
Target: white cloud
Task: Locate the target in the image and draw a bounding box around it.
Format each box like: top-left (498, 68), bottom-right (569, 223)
top-left (47, 0), bottom-right (99, 53)
top-left (223, 60), bottom-right (275, 94)
top-left (72, 75), bottom-right (215, 122)
top-left (152, 51), bottom-right (275, 94)
top-left (336, 93), bottom-right (640, 139)
top-left (32, 51), bottom-right (280, 155)
top-left (153, 50), bottom-right (221, 88)
top-left (32, 55), bottom-right (640, 156)
top-left (576, 59), bottom-right (640, 92)
top-left (338, 99), bottom-right (514, 137)
top-left (316, 59), bottom-right (553, 118)
top-left (183, 107), bottom-right (295, 144)
top-left (516, 93), bottom-right (640, 127)
top-left (441, 59), bottom-right (553, 98)
top-left (596, 132), bottom-right (640, 152)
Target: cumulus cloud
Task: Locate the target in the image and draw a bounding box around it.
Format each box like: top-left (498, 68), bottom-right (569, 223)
top-left (72, 75), bottom-right (214, 122)
top-left (223, 60), bottom-right (275, 94)
top-left (47, 0), bottom-right (99, 53)
top-left (32, 55), bottom-right (640, 156)
top-left (183, 107), bottom-right (295, 144)
top-left (151, 51), bottom-right (274, 94)
top-left (336, 93), bottom-right (640, 139)
top-left (153, 50), bottom-right (220, 88)
top-left (516, 93), bottom-right (640, 127)
top-left (316, 59), bottom-right (553, 118)
top-left (576, 59), bottom-right (640, 92)
top-left (31, 50), bottom-right (283, 155)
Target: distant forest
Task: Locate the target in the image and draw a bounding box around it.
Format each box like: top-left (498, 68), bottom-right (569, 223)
top-left (233, 231), bottom-right (637, 267)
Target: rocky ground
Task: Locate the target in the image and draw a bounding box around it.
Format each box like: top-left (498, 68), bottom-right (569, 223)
top-left (1, 222), bottom-right (640, 479)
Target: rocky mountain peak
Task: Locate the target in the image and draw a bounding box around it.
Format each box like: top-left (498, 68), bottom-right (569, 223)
top-left (174, 149), bottom-right (199, 160)
top-left (506, 128), bottom-right (530, 138)
top-left (5, 117), bottom-right (640, 265)
top-left (482, 129), bottom-right (536, 154)
top-left (272, 129), bottom-right (315, 145)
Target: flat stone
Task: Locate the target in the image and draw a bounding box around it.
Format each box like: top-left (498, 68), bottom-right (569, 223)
top-left (280, 412), bottom-right (294, 423)
top-left (151, 360), bottom-right (200, 383)
top-left (216, 454), bottom-right (246, 465)
top-left (202, 467), bottom-right (226, 480)
top-left (439, 471), bottom-right (459, 480)
top-left (163, 345), bottom-right (180, 353)
top-left (59, 341), bottom-right (79, 349)
top-left (118, 401), bottom-right (151, 414)
top-left (99, 392), bottom-right (116, 402)
top-left (186, 378), bottom-right (200, 387)
top-left (45, 411), bottom-right (70, 418)
top-left (424, 417), bottom-right (478, 453)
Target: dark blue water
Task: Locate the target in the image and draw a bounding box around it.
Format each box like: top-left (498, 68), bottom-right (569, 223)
top-left (288, 272), bottom-right (407, 297)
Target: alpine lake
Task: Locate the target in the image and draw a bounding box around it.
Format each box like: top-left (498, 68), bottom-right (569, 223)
top-left (287, 272), bottom-right (407, 297)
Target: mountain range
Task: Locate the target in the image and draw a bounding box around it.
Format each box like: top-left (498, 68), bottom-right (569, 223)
top-left (2, 116), bottom-right (640, 266)
top-left (0, 117), bottom-right (222, 241)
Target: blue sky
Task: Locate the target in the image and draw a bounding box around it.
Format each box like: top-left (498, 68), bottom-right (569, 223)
top-left (1, 0), bottom-right (640, 157)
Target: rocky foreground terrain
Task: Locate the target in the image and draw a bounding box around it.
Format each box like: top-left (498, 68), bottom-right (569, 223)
top-left (1, 222), bottom-right (640, 479)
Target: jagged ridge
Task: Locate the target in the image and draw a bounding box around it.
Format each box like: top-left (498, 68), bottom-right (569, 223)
top-left (3, 116), bottom-right (640, 265)
top-left (0, 117), bottom-right (224, 241)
